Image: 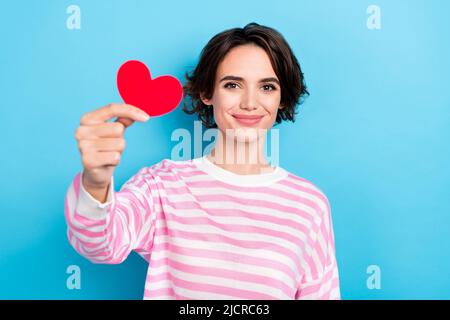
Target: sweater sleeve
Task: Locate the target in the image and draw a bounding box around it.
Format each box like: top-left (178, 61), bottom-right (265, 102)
top-left (64, 167), bottom-right (159, 264)
top-left (295, 196), bottom-right (341, 300)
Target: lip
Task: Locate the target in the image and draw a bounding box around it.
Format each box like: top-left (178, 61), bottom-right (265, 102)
top-left (232, 114), bottom-right (264, 125)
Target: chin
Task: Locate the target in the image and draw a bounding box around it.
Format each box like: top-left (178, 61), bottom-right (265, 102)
top-left (224, 125), bottom-right (264, 143)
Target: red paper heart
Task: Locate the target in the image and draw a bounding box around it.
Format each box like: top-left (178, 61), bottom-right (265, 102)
top-left (117, 60), bottom-right (183, 117)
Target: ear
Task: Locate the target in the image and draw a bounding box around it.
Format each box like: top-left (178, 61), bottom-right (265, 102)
top-left (200, 93), bottom-right (212, 106)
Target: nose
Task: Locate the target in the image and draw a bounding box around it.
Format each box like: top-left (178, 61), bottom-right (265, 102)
top-left (239, 88), bottom-right (258, 111)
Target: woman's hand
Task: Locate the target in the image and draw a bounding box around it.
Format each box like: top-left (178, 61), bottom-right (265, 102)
top-left (74, 103), bottom-right (150, 202)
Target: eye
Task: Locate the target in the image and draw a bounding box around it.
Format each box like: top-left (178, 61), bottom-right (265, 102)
top-left (224, 82), bottom-right (239, 89)
top-left (262, 84), bottom-right (277, 91)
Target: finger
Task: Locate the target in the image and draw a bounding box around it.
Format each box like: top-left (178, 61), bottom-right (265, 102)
top-left (82, 151), bottom-right (121, 170)
top-left (115, 117), bottom-right (135, 128)
top-left (78, 138), bottom-right (125, 153)
top-left (75, 123), bottom-right (125, 139)
top-left (80, 103), bottom-right (150, 125)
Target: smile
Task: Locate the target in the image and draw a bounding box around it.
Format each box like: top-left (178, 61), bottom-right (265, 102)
top-left (232, 114), bottom-right (264, 125)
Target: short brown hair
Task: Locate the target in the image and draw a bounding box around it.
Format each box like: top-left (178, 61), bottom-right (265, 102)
top-left (182, 22), bottom-right (309, 128)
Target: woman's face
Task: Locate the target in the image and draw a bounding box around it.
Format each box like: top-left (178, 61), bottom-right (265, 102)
top-left (201, 44), bottom-right (283, 142)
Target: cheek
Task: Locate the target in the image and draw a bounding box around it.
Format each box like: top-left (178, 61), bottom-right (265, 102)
top-left (212, 92), bottom-right (239, 121)
top-left (216, 90), bottom-right (241, 109)
top-left (263, 94), bottom-right (282, 115)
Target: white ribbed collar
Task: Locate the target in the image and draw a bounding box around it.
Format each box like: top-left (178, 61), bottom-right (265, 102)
top-left (192, 154), bottom-right (287, 187)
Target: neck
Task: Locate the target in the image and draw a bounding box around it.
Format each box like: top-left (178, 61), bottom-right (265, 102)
top-left (207, 130), bottom-right (273, 175)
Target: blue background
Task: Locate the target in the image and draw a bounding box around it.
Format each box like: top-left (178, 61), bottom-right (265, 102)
top-left (1, 0), bottom-right (449, 299)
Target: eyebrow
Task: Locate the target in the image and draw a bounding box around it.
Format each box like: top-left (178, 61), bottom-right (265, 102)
top-left (219, 75), bottom-right (280, 85)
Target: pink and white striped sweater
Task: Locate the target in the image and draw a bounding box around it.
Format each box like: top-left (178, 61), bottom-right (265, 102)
top-left (64, 155), bottom-right (340, 299)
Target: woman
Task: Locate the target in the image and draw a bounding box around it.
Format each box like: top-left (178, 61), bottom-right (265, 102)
top-left (65, 22), bottom-right (340, 300)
